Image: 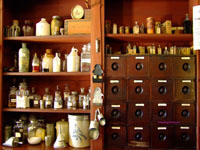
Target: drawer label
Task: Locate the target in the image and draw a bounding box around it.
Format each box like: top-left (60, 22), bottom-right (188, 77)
top-left (180, 126), bottom-right (190, 130)
top-left (111, 57), bottom-right (120, 60)
top-left (134, 80), bottom-right (143, 83)
top-left (135, 103), bottom-right (144, 107)
top-left (110, 80), bottom-right (119, 83)
top-left (158, 80), bottom-right (167, 83)
top-left (111, 105), bottom-right (120, 108)
top-left (181, 57), bottom-right (190, 60)
top-left (181, 103), bottom-right (191, 107)
top-left (112, 127), bottom-right (120, 130)
top-left (134, 127), bottom-right (143, 130)
top-left (182, 80), bottom-right (191, 83)
top-left (157, 127), bottom-right (167, 130)
top-left (158, 103), bottom-right (167, 107)
top-left (135, 56), bottom-right (144, 60)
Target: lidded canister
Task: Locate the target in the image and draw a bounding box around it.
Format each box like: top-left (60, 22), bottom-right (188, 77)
top-left (67, 47), bottom-right (80, 72)
top-left (146, 17), bottom-right (155, 34)
top-left (56, 119), bottom-right (69, 143)
top-left (68, 115), bottom-right (90, 148)
top-left (51, 16), bottom-right (63, 35)
top-left (36, 18), bottom-right (50, 36)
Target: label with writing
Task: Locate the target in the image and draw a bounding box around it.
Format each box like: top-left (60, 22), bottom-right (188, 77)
top-left (158, 80), bottom-right (167, 83)
top-left (134, 127), bottom-right (143, 130)
top-left (135, 57), bottom-right (144, 60)
top-left (15, 132), bottom-right (21, 138)
top-left (158, 103), bottom-right (167, 107)
top-left (111, 105), bottom-right (120, 108)
top-left (110, 80), bottom-right (120, 83)
top-left (181, 103), bottom-right (191, 107)
top-left (180, 126), bottom-right (190, 130)
top-left (182, 80), bottom-right (191, 83)
top-left (135, 103), bottom-right (144, 107)
top-left (112, 127), bottom-right (120, 130)
top-left (134, 80), bottom-right (143, 83)
top-left (11, 99), bottom-right (16, 103)
top-left (111, 57), bottom-right (120, 60)
top-left (34, 101), bottom-right (39, 105)
top-left (181, 57), bottom-right (190, 60)
top-left (157, 127), bottom-right (167, 130)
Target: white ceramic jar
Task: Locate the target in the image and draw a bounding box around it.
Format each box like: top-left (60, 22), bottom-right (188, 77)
top-left (67, 47), bottom-right (80, 72)
top-left (36, 18), bottom-right (50, 36)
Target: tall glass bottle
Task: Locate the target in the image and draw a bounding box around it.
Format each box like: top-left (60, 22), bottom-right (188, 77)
top-left (53, 53), bottom-right (61, 72)
top-left (183, 13), bottom-right (192, 34)
top-left (78, 88), bottom-right (85, 108)
top-left (18, 43), bottom-right (30, 72)
top-left (81, 44), bottom-right (91, 72)
top-left (42, 54), bottom-right (49, 72)
top-left (45, 49), bottom-right (54, 72)
top-left (63, 84), bottom-right (70, 108)
top-left (32, 53), bottom-right (40, 72)
top-left (133, 21), bottom-right (139, 34)
top-left (10, 20), bottom-right (21, 37)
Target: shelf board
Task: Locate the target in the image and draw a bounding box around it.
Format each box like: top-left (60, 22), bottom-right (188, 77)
top-left (4, 35), bottom-right (91, 43)
top-left (3, 72), bottom-right (90, 77)
top-left (106, 34), bottom-right (193, 42)
top-left (3, 108), bottom-right (90, 114)
top-left (1, 143), bottom-right (90, 150)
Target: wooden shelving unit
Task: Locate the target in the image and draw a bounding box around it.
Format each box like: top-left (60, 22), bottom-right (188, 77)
top-left (4, 35), bottom-right (91, 43)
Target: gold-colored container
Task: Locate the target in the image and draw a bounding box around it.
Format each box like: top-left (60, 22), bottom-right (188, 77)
top-left (51, 16), bottom-right (62, 35)
top-left (125, 26), bottom-right (130, 34)
top-left (146, 17), bottom-right (155, 34)
top-left (119, 26), bottom-right (124, 34)
top-left (56, 119), bottom-right (69, 143)
top-left (138, 46), bottom-right (145, 54)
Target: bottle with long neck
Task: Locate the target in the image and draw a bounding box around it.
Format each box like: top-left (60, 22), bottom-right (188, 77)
top-left (184, 13), bottom-right (192, 34)
top-left (32, 53), bottom-right (40, 72)
top-left (18, 43), bottom-right (30, 72)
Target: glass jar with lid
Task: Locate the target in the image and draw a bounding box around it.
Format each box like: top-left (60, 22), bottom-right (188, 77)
top-left (67, 95), bottom-right (77, 109)
top-left (36, 119), bottom-right (46, 141)
top-left (45, 95), bottom-right (53, 109)
top-left (51, 16), bottom-right (63, 35)
top-left (28, 120), bottom-right (39, 138)
top-left (63, 84), bottom-right (70, 108)
top-left (10, 20), bottom-right (21, 37)
top-left (22, 20), bottom-right (34, 36)
top-left (54, 96), bottom-right (63, 109)
top-left (78, 88), bottom-right (85, 108)
top-left (33, 95), bottom-right (41, 108)
top-left (13, 120), bottom-right (27, 144)
top-left (8, 85), bottom-right (17, 108)
top-left (81, 44), bottom-right (91, 72)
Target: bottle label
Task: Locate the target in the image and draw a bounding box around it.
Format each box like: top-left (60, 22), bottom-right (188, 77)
top-left (54, 101), bottom-right (62, 108)
top-left (11, 99), bottom-right (16, 103)
top-left (81, 59), bottom-right (91, 63)
top-left (15, 132), bottom-right (21, 137)
top-left (34, 100), bottom-right (39, 105)
top-left (19, 52), bottom-right (29, 72)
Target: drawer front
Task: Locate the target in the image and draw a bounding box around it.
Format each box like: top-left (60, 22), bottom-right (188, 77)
top-left (173, 56), bottom-right (195, 78)
top-left (151, 79), bottom-right (173, 102)
top-left (150, 56), bottom-right (173, 78)
top-left (105, 56), bottom-right (126, 77)
top-left (175, 125), bottom-right (196, 148)
top-left (105, 126), bottom-right (126, 146)
top-left (175, 79), bottom-right (195, 100)
top-left (152, 103), bottom-right (173, 123)
top-left (175, 103), bottom-right (195, 124)
top-left (128, 102), bottom-right (151, 124)
top-left (105, 79), bottom-right (126, 100)
top-left (128, 79), bottom-right (150, 102)
top-left (127, 56), bottom-right (149, 77)
top-left (151, 125), bottom-right (173, 148)
top-left (105, 103), bottom-right (126, 125)
top-left (128, 126), bottom-right (150, 148)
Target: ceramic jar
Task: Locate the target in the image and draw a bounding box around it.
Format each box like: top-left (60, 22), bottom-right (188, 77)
top-left (36, 18), bottom-right (50, 36)
top-left (67, 47), bottom-right (80, 72)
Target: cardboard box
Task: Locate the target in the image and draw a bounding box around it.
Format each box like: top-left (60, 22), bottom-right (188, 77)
top-left (64, 19), bottom-right (91, 35)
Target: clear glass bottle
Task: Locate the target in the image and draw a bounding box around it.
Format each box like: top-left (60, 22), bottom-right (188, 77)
top-left (32, 53), bottom-right (40, 72)
top-left (33, 95), bottom-right (41, 108)
top-left (36, 119), bottom-right (46, 141)
top-left (157, 45), bottom-right (162, 55)
top-left (18, 43), bottom-right (30, 72)
top-left (164, 46), bottom-right (169, 55)
top-left (81, 44), bottom-right (91, 72)
top-left (53, 53), bottom-right (61, 72)
top-left (43, 88), bottom-right (50, 101)
top-left (55, 85), bottom-right (61, 98)
top-left (184, 13), bottom-right (192, 34)
top-left (42, 53), bottom-right (49, 72)
top-left (71, 91), bottom-right (78, 107)
top-left (45, 95), bottom-right (53, 109)
top-left (28, 120), bottom-right (39, 139)
top-left (22, 20), bottom-right (34, 36)
top-left (8, 86), bottom-right (17, 108)
top-left (29, 87), bottom-right (36, 107)
top-left (78, 88), bottom-right (85, 108)
top-left (133, 21), bottom-right (139, 34)
top-left (67, 95), bottom-right (76, 109)
top-left (54, 96), bottom-right (63, 109)
top-left (10, 20), bottom-right (21, 37)
top-left (45, 49), bottom-right (54, 72)
top-left (63, 84), bottom-right (70, 108)
top-left (83, 95), bottom-right (89, 110)
top-left (13, 120), bottom-right (27, 144)
top-left (140, 22), bottom-right (145, 33)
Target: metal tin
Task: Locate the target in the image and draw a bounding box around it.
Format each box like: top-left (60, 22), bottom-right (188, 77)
top-left (4, 125), bottom-right (12, 142)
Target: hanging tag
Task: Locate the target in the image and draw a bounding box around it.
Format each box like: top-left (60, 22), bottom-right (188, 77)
top-left (93, 87), bottom-right (104, 106)
top-left (92, 64), bottom-right (103, 83)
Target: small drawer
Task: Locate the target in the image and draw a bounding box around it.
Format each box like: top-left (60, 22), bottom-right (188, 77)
top-left (150, 56), bottom-right (173, 78)
top-left (152, 103), bottom-right (173, 123)
top-left (105, 126), bottom-right (126, 146)
top-left (105, 56), bottom-right (126, 77)
top-left (127, 56), bottom-right (149, 77)
top-left (128, 126), bottom-right (150, 148)
top-left (105, 79), bottom-right (126, 100)
top-left (151, 79), bottom-right (173, 102)
top-left (173, 56), bottom-right (195, 78)
top-left (151, 125), bottom-right (173, 148)
top-left (174, 103), bottom-right (195, 124)
top-left (175, 79), bottom-right (195, 101)
top-left (128, 79), bottom-right (150, 102)
top-left (175, 125), bottom-right (196, 148)
top-left (105, 103), bottom-right (126, 125)
top-left (128, 102), bottom-right (151, 124)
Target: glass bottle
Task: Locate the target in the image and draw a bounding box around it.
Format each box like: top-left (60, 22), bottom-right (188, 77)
top-left (13, 120), bottom-right (27, 144)
top-left (164, 46), bottom-right (169, 55)
top-left (10, 20), bottom-right (21, 37)
top-left (54, 96), bottom-right (63, 109)
top-left (63, 84), bottom-right (70, 108)
top-left (8, 86), bottom-right (17, 108)
top-left (28, 120), bottom-right (39, 139)
top-left (133, 21), bottom-right (139, 34)
top-left (43, 88), bottom-right (50, 101)
top-left (53, 27), bottom-right (60, 35)
top-left (53, 53), bottom-right (61, 72)
top-left (42, 53), bottom-right (49, 72)
top-left (62, 54), bottom-right (68, 72)
top-left (45, 49), bottom-right (54, 72)
top-left (32, 53), bottom-right (40, 72)
top-left (33, 95), bottom-right (41, 108)
top-left (36, 119), bottom-right (46, 141)
top-left (29, 87), bottom-right (36, 107)
top-left (67, 95), bottom-right (76, 109)
top-left (78, 88), bottom-right (85, 108)
top-left (51, 16), bottom-right (62, 35)
top-left (140, 22), bottom-right (145, 34)
top-left (81, 44), bottom-right (91, 72)
top-left (45, 95), bottom-right (53, 109)
top-left (18, 43), bottom-right (30, 72)
top-left (83, 95), bottom-right (89, 110)
top-left (22, 20), bottom-right (34, 36)
top-left (184, 13), bottom-right (192, 34)
top-left (157, 45), bottom-right (162, 55)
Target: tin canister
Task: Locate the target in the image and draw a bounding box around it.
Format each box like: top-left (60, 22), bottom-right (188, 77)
top-left (4, 125), bottom-right (12, 142)
top-left (46, 123), bottom-right (55, 146)
top-left (68, 115), bottom-right (89, 148)
top-left (146, 17), bottom-right (155, 34)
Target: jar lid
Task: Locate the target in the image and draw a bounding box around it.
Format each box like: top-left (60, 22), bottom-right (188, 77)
top-left (25, 20), bottom-right (32, 25)
top-left (13, 20), bottom-right (19, 24)
top-left (52, 16), bottom-right (61, 19)
top-left (46, 49), bottom-right (52, 54)
top-left (146, 17), bottom-right (154, 21)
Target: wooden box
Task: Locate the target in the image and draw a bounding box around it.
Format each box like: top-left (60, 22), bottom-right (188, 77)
top-left (64, 19), bottom-right (91, 35)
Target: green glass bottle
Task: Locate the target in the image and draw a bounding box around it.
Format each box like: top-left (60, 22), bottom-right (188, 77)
top-left (18, 43), bottom-right (30, 72)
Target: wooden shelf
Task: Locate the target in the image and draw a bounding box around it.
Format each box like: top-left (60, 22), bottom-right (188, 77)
top-left (3, 72), bottom-right (90, 77)
top-left (106, 34), bottom-right (193, 42)
top-left (3, 108), bottom-right (90, 114)
top-left (1, 142), bottom-right (90, 150)
top-left (4, 35), bottom-right (91, 43)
